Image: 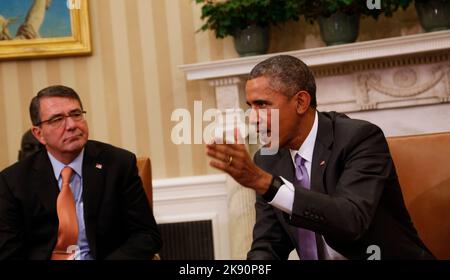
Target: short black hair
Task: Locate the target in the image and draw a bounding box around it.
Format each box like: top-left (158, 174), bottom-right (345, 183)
top-left (29, 85), bottom-right (83, 126)
top-left (18, 129), bottom-right (43, 161)
top-left (249, 55), bottom-right (317, 108)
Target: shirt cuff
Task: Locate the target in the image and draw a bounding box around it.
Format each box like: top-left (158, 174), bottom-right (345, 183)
top-left (267, 176), bottom-right (294, 215)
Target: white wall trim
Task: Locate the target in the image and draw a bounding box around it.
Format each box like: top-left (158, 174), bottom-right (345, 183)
top-left (153, 174), bottom-right (227, 188)
top-left (153, 174), bottom-right (228, 202)
top-left (180, 30), bottom-right (450, 81)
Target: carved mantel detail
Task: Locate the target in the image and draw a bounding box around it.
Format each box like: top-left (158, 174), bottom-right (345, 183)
top-left (356, 65), bottom-right (450, 111)
top-left (180, 30), bottom-right (450, 114)
top-left (208, 77), bottom-right (245, 110)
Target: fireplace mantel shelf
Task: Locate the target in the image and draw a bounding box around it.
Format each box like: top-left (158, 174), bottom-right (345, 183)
top-left (180, 30), bottom-right (450, 81)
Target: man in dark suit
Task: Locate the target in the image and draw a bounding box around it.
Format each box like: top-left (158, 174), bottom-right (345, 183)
top-left (18, 129), bottom-right (44, 161)
top-left (0, 85), bottom-right (162, 260)
top-left (206, 55), bottom-right (433, 260)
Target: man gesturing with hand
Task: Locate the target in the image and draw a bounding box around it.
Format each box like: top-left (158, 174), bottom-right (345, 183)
top-left (206, 55), bottom-right (433, 260)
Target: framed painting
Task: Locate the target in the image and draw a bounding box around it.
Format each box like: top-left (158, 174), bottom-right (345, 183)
top-left (0, 0), bottom-right (91, 60)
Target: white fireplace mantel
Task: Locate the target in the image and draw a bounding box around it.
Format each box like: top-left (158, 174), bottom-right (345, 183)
top-left (180, 30), bottom-right (450, 81)
top-left (180, 30), bottom-right (450, 114)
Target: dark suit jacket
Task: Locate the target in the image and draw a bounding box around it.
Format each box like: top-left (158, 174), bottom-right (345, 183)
top-left (248, 111), bottom-right (434, 260)
top-left (0, 140), bottom-right (162, 260)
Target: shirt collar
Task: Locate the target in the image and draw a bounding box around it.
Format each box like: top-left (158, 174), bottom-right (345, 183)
top-left (47, 149), bottom-right (84, 180)
top-left (290, 111), bottom-right (318, 164)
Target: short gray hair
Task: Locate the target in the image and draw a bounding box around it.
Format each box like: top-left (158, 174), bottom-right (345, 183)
top-left (249, 55), bottom-right (317, 108)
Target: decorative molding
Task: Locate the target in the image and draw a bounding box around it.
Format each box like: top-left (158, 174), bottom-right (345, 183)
top-left (358, 67), bottom-right (443, 98)
top-left (393, 68), bottom-right (417, 88)
top-left (209, 77), bottom-right (243, 87)
top-left (180, 30), bottom-right (450, 81)
top-left (153, 174), bottom-right (228, 202)
top-left (210, 78), bottom-right (245, 110)
top-left (153, 173), bottom-right (227, 188)
top-left (312, 52), bottom-right (449, 77)
top-left (355, 64), bottom-right (450, 111)
top-left (446, 68), bottom-right (450, 97)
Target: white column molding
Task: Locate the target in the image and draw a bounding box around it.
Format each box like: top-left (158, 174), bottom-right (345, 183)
top-left (207, 76), bottom-right (256, 260)
top-left (209, 77), bottom-right (245, 110)
top-left (226, 176), bottom-right (256, 260)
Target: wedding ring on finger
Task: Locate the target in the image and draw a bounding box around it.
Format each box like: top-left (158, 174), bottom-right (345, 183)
top-left (227, 155), bottom-right (233, 166)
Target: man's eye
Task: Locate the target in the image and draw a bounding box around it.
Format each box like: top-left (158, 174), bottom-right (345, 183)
top-left (71, 112), bottom-right (82, 117)
top-left (49, 116), bottom-right (64, 124)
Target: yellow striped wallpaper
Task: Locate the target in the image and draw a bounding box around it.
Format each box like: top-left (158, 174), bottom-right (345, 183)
top-left (0, 0), bottom-right (418, 178)
top-left (0, 0), bottom-right (223, 178)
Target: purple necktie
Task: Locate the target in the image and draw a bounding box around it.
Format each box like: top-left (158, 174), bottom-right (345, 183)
top-left (294, 154), bottom-right (318, 260)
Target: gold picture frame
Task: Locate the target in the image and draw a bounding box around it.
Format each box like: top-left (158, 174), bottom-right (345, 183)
top-left (0, 0), bottom-right (91, 60)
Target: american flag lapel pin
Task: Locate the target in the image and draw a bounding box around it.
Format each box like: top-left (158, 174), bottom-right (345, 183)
top-left (95, 163), bottom-right (103, 170)
top-left (320, 160), bottom-right (326, 166)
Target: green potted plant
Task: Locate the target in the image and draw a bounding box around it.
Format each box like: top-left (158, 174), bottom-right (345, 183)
top-left (415, 0), bottom-right (450, 32)
top-left (299, 0), bottom-right (413, 46)
top-left (196, 0), bottom-right (301, 57)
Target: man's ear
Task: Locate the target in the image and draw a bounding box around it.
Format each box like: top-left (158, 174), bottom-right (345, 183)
top-left (295, 91), bottom-right (311, 114)
top-left (31, 126), bottom-right (46, 145)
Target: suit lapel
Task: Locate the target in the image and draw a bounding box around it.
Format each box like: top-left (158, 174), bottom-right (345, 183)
top-left (82, 141), bottom-right (105, 218)
top-left (310, 112), bottom-right (335, 259)
top-left (81, 141), bottom-right (105, 257)
top-left (311, 112), bottom-right (333, 194)
top-left (269, 112), bottom-right (335, 257)
top-left (272, 112), bottom-right (334, 194)
top-left (32, 151), bottom-right (59, 213)
top-left (272, 148), bottom-right (295, 183)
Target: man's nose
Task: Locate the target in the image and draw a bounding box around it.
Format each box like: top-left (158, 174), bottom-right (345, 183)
top-left (249, 109), bottom-right (259, 126)
top-left (64, 116), bottom-right (77, 129)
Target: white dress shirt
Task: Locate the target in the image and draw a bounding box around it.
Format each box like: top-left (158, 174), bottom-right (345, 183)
top-left (48, 149), bottom-right (93, 260)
